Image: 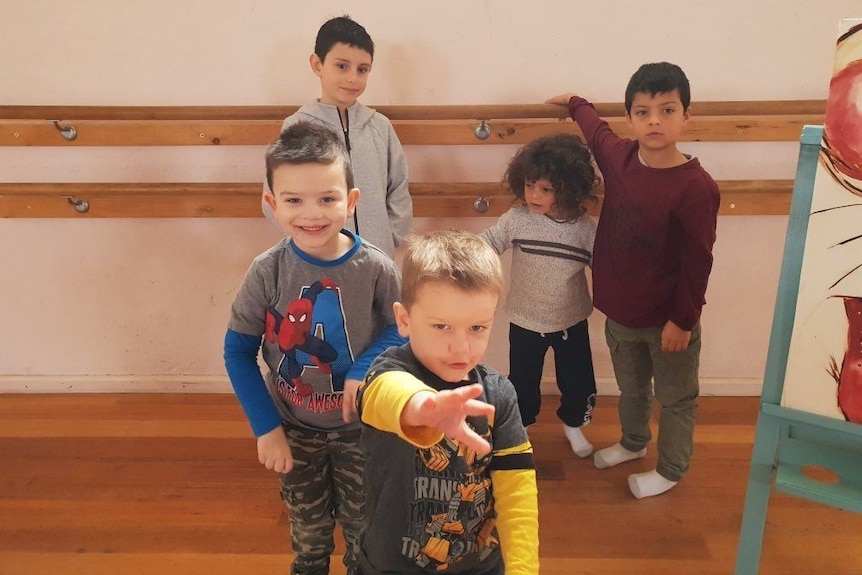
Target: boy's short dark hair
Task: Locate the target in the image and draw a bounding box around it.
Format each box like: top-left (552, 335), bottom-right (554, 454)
top-left (624, 62), bottom-right (691, 113)
top-left (504, 133), bottom-right (598, 220)
top-left (315, 15), bottom-right (375, 61)
top-left (265, 121), bottom-right (354, 192)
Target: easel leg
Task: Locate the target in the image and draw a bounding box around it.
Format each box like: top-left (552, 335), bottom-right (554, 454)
top-left (734, 412), bottom-right (781, 575)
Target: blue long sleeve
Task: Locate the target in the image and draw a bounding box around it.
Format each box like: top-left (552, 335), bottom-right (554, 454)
top-left (346, 325), bottom-right (406, 381)
top-left (223, 329), bottom-right (283, 437)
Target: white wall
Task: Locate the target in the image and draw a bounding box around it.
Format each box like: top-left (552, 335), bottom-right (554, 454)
top-left (1, 0), bottom-right (859, 394)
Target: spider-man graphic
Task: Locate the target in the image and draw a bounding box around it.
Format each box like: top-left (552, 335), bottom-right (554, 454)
top-left (265, 279), bottom-right (338, 397)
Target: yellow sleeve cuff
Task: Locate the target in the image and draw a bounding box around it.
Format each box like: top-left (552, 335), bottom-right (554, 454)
top-left (361, 370), bottom-right (443, 448)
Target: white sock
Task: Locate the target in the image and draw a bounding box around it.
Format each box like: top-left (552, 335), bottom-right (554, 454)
top-left (628, 470), bottom-right (678, 499)
top-left (593, 443), bottom-right (646, 469)
top-left (563, 424), bottom-right (593, 458)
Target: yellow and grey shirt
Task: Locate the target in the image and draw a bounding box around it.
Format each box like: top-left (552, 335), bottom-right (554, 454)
top-left (357, 344), bottom-right (539, 575)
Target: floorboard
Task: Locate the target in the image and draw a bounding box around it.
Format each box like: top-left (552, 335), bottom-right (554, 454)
top-left (0, 393), bottom-right (859, 574)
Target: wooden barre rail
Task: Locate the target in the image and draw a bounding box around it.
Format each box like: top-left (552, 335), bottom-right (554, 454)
top-left (0, 101), bottom-right (825, 146)
top-left (0, 100), bottom-right (827, 120)
top-left (0, 116), bottom-right (825, 146)
top-left (0, 101), bottom-right (819, 217)
top-left (0, 180), bottom-right (793, 218)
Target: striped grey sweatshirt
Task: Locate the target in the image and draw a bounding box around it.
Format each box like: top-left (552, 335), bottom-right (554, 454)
top-left (481, 205), bottom-right (596, 333)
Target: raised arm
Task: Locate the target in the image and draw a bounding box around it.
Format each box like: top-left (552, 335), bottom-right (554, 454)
top-left (359, 370), bottom-right (495, 457)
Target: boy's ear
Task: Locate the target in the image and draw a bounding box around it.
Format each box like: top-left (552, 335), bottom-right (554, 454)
top-left (683, 106), bottom-right (692, 122)
top-left (309, 53), bottom-right (323, 77)
top-left (393, 302), bottom-right (410, 338)
top-left (346, 188), bottom-right (360, 216)
top-left (263, 191), bottom-right (278, 211)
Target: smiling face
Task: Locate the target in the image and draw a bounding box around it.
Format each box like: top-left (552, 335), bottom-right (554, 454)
top-left (394, 281), bottom-right (499, 383)
top-left (311, 42), bottom-right (373, 108)
top-left (263, 160), bottom-right (359, 260)
top-left (626, 89), bottom-right (690, 163)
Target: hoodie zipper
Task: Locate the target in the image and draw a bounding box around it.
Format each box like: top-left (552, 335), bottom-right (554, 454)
top-left (338, 108), bottom-right (360, 235)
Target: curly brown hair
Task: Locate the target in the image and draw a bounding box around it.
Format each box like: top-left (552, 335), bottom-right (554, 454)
top-left (504, 133), bottom-right (599, 220)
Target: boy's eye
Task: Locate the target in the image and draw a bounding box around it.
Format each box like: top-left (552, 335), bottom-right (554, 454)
top-left (358, 66), bottom-right (371, 74)
top-left (336, 63), bottom-right (349, 71)
top-left (321, 196), bottom-right (336, 204)
top-left (432, 323), bottom-right (449, 331)
top-left (470, 325), bottom-right (488, 333)
top-left (285, 197), bottom-right (300, 204)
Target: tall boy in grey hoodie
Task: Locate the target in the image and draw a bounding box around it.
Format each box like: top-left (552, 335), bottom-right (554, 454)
top-left (263, 15), bottom-right (412, 256)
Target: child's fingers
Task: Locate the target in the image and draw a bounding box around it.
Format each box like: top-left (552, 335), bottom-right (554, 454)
top-left (462, 398), bottom-right (495, 419)
top-left (450, 385), bottom-right (493, 417)
top-left (545, 93), bottom-right (574, 105)
top-left (457, 424), bottom-right (492, 457)
top-left (447, 382), bottom-right (484, 401)
top-left (341, 379), bottom-right (361, 423)
top-left (276, 457), bottom-right (294, 474)
top-left (342, 387), bottom-right (358, 422)
top-left (436, 384), bottom-right (493, 418)
top-left (342, 400), bottom-right (358, 423)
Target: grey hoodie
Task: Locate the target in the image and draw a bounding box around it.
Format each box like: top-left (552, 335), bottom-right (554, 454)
top-left (263, 100), bottom-right (413, 256)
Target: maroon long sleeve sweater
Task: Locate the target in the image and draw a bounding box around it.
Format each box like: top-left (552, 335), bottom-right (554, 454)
top-left (569, 97), bottom-right (720, 331)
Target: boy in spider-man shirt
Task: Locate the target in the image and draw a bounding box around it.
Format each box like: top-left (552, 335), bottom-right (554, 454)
top-left (224, 121), bottom-right (405, 575)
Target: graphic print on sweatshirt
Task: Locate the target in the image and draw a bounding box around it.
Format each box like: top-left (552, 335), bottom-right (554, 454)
top-left (264, 279), bottom-right (354, 414)
top-left (403, 429), bottom-right (498, 571)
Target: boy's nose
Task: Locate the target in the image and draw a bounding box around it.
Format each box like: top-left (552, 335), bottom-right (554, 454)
top-left (302, 203), bottom-right (324, 218)
top-left (449, 335), bottom-right (470, 355)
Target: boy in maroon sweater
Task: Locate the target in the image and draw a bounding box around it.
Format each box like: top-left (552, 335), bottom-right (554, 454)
top-left (547, 62), bottom-right (720, 499)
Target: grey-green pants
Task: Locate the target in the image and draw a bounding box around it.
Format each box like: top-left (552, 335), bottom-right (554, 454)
top-left (604, 319), bottom-right (701, 482)
top-left (279, 426), bottom-right (365, 575)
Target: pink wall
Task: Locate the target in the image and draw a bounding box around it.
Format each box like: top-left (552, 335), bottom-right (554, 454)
top-left (1, 1), bottom-right (859, 393)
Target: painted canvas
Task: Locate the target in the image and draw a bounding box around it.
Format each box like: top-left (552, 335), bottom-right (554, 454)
top-left (781, 18), bottom-right (862, 423)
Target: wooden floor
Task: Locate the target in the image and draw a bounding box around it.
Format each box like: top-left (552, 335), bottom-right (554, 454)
top-left (0, 393), bottom-right (860, 575)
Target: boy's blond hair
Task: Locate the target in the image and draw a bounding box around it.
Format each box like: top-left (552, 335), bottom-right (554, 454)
top-left (400, 230), bottom-right (503, 308)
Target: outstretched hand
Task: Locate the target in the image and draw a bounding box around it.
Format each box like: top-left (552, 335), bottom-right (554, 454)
top-left (402, 383), bottom-right (495, 457)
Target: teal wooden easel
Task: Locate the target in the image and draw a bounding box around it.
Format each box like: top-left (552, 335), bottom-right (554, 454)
top-left (734, 125), bottom-right (862, 574)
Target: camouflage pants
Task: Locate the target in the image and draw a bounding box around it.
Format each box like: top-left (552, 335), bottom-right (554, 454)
top-left (280, 426), bottom-right (365, 575)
